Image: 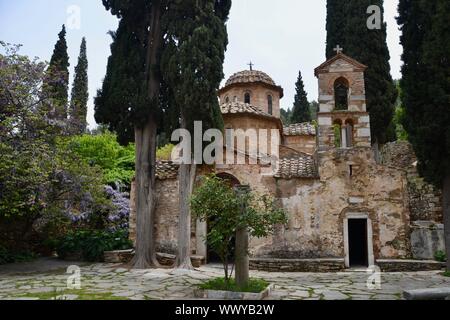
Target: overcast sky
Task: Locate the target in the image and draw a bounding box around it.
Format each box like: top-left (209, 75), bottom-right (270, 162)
top-left (0, 0), bottom-right (402, 129)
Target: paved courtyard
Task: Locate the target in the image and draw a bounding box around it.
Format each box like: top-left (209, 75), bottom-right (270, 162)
top-left (0, 259), bottom-right (449, 300)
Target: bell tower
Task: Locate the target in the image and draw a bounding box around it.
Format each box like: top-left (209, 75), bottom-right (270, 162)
top-left (314, 48), bottom-right (372, 151)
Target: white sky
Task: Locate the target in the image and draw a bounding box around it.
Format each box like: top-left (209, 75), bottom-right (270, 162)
top-left (0, 0), bottom-right (402, 128)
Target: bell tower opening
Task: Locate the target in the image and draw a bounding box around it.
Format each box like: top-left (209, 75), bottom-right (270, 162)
top-left (334, 77), bottom-right (349, 110)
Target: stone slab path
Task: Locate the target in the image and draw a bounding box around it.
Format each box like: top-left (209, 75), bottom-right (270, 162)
top-left (0, 259), bottom-right (449, 300)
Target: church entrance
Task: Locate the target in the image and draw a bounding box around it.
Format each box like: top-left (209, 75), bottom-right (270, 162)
top-left (347, 219), bottom-right (369, 267)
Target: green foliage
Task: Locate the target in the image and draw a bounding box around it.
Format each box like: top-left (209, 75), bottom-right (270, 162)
top-left (156, 144), bottom-right (175, 160)
top-left (56, 229), bottom-right (132, 262)
top-left (326, 0), bottom-right (397, 144)
top-left (200, 278), bottom-right (269, 293)
top-left (161, 0), bottom-right (230, 135)
top-left (280, 108), bottom-right (292, 126)
top-left (0, 43), bottom-right (111, 256)
top-left (68, 132), bottom-right (135, 186)
top-left (0, 246), bottom-right (37, 265)
top-left (42, 25), bottom-right (70, 121)
top-left (435, 251), bottom-right (447, 263)
top-left (69, 37), bottom-right (89, 134)
top-left (291, 71), bottom-right (311, 123)
top-left (333, 124), bottom-right (342, 148)
top-left (398, 0), bottom-right (450, 186)
top-left (191, 175), bottom-right (288, 281)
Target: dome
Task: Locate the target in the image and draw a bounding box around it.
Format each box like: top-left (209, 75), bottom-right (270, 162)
top-left (225, 70), bottom-right (277, 87)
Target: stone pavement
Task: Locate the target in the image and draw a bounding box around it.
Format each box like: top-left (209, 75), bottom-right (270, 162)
top-left (0, 259), bottom-right (449, 300)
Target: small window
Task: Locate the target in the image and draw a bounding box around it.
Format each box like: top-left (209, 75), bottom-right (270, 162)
top-left (233, 96), bottom-right (238, 102)
top-left (225, 96), bottom-right (230, 103)
top-left (268, 95), bottom-right (273, 115)
top-left (244, 92), bottom-right (251, 104)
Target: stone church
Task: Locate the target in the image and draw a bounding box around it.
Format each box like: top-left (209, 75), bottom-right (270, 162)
top-left (129, 51), bottom-right (445, 271)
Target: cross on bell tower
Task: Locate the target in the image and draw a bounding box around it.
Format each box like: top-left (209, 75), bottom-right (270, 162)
top-left (334, 45), bottom-right (344, 55)
top-left (248, 61), bottom-right (254, 71)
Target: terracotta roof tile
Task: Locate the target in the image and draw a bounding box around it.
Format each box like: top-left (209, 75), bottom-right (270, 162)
top-left (156, 161), bottom-right (179, 180)
top-left (220, 101), bottom-right (276, 119)
top-left (274, 156), bottom-right (318, 179)
top-left (225, 70), bottom-right (276, 87)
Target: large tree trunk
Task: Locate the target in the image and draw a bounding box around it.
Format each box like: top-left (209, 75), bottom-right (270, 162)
top-left (443, 174), bottom-right (450, 272)
top-left (235, 227), bottom-right (249, 289)
top-left (132, 117), bottom-right (160, 269)
top-left (131, 0), bottom-right (162, 269)
top-left (176, 162), bottom-right (197, 269)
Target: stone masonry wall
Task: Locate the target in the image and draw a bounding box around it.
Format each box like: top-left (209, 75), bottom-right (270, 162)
top-left (380, 141), bottom-right (443, 223)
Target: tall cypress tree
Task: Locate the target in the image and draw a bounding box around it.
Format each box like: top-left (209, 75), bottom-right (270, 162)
top-left (70, 37), bottom-right (88, 134)
top-left (43, 25), bottom-right (70, 121)
top-left (326, 0), bottom-right (349, 59)
top-left (95, 0), bottom-right (165, 269)
top-left (398, 0), bottom-right (450, 271)
top-left (326, 0), bottom-right (397, 144)
top-left (291, 71), bottom-right (311, 123)
top-left (161, 0), bottom-right (231, 269)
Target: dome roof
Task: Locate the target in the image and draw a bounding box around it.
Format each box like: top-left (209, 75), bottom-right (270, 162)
top-left (225, 70), bottom-right (277, 87)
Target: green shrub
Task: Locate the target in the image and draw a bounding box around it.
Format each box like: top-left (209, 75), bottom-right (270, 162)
top-left (56, 229), bottom-right (133, 262)
top-left (156, 144), bottom-right (175, 160)
top-left (200, 278), bottom-right (269, 293)
top-left (435, 251), bottom-right (447, 262)
top-left (69, 132), bottom-right (135, 186)
top-left (0, 246), bottom-right (37, 265)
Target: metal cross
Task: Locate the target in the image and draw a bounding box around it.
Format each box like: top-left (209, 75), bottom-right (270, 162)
top-left (334, 45), bottom-right (344, 54)
top-left (248, 61), bottom-right (254, 71)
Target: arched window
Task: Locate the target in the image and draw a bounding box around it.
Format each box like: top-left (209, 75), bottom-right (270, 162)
top-left (233, 96), bottom-right (238, 102)
top-left (268, 95), bottom-right (273, 115)
top-left (225, 96), bottom-right (230, 103)
top-left (244, 92), bottom-right (251, 104)
top-left (334, 77), bottom-right (349, 110)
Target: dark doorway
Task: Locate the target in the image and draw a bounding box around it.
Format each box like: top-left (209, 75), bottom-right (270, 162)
top-left (348, 219), bottom-right (368, 267)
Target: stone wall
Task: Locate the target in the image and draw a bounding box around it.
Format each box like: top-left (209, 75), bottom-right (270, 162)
top-left (380, 141), bottom-right (443, 223)
top-left (219, 83), bottom-right (281, 118)
top-left (129, 178), bottom-right (180, 254)
top-left (380, 141), bottom-right (444, 260)
top-left (216, 147), bottom-right (411, 261)
top-left (283, 135), bottom-right (316, 155)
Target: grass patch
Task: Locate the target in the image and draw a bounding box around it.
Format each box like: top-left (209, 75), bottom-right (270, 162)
top-left (443, 271), bottom-right (450, 277)
top-left (13, 289), bottom-right (128, 300)
top-left (199, 278), bottom-right (269, 293)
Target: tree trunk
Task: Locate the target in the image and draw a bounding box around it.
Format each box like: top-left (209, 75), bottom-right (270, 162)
top-left (131, 0), bottom-right (162, 269)
top-left (443, 174), bottom-right (450, 272)
top-left (132, 117), bottom-right (160, 269)
top-left (235, 227), bottom-right (249, 289)
top-left (176, 163), bottom-right (197, 269)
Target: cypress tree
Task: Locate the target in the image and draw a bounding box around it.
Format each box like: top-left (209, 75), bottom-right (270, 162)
top-left (291, 71), bottom-right (311, 123)
top-left (398, 0), bottom-right (450, 271)
top-left (70, 37), bottom-right (88, 134)
top-left (161, 0), bottom-right (231, 269)
top-left (326, 0), bottom-right (349, 59)
top-left (95, 0), bottom-right (164, 269)
top-left (43, 25), bottom-right (70, 122)
top-left (326, 0), bottom-right (397, 144)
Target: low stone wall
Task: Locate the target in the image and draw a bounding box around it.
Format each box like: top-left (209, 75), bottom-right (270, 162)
top-left (249, 258), bottom-right (346, 272)
top-left (376, 259), bottom-right (444, 272)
